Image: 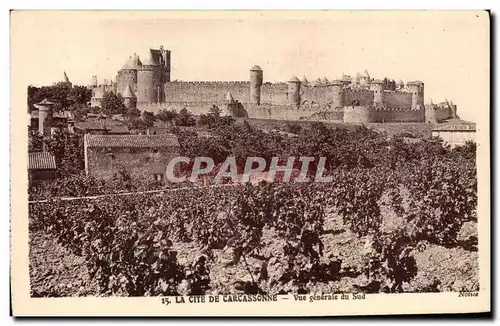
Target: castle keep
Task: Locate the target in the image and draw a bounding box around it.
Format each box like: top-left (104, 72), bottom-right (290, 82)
top-left (89, 46), bottom-right (456, 124)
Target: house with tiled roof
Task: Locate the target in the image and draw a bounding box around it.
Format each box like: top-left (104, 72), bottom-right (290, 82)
top-left (74, 120), bottom-right (129, 135)
top-left (431, 119), bottom-right (476, 148)
top-left (28, 152), bottom-right (57, 181)
top-left (84, 134), bottom-right (180, 182)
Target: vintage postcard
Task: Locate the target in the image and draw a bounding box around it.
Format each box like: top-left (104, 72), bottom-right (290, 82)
top-left (10, 10), bottom-right (490, 316)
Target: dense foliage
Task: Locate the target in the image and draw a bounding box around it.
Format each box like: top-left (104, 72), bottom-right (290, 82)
top-left (28, 82), bottom-right (92, 112)
top-left (29, 121), bottom-right (478, 295)
top-left (100, 92), bottom-right (127, 115)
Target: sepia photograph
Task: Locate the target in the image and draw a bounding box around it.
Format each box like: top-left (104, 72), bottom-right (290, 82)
top-left (10, 10), bottom-right (490, 316)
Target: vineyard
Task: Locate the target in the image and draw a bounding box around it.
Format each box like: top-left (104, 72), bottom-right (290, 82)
top-left (29, 150), bottom-right (478, 296)
top-left (28, 120), bottom-right (478, 296)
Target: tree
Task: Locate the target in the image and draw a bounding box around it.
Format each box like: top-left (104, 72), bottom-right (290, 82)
top-left (197, 114), bottom-right (214, 127)
top-left (156, 109), bottom-right (178, 125)
top-left (127, 117), bottom-right (148, 130)
top-left (216, 115), bottom-right (235, 127)
top-left (69, 85), bottom-right (93, 108)
top-left (72, 104), bottom-right (90, 122)
top-left (41, 128), bottom-right (85, 177)
top-left (286, 122), bottom-right (302, 135)
top-left (142, 111), bottom-right (156, 128)
top-left (197, 105), bottom-right (234, 129)
top-left (101, 92), bottom-right (127, 115)
top-left (389, 79), bottom-right (397, 91)
top-left (28, 129), bottom-right (44, 152)
top-left (28, 83), bottom-right (92, 112)
top-left (126, 107), bottom-right (141, 118)
top-left (209, 105), bottom-right (221, 118)
top-left (174, 108), bottom-right (196, 127)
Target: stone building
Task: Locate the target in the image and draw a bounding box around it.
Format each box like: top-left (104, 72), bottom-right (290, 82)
top-left (29, 152), bottom-right (57, 181)
top-left (431, 119), bottom-right (476, 148)
top-left (83, 134), bottom-right (180, 181)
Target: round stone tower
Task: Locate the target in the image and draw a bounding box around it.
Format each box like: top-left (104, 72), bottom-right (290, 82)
top-left (136, 54), bottom-right (160, 104)
top-left (250, 65), bottom-right (263, 105)
top-left (34, 99), bottom-right (54, 136)
top-left (330, 80), bottom-right (344, 109)
top-left (287, 76), bottom-right (301, 107)
top-left (424, 103), bottom-right (437, 123)
top-left (360, 69), bottom-right (370, 87)
top-left (407, 81), bottom-right (425, 110)
top-left (370, 79), bottom-right (384, 106)
top-left (117, 53), bottom-right (140, 97)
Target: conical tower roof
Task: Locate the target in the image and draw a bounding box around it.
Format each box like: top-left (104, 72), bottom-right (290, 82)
top-left (289, 76), bottom-right (300, 82)
top-left (122, 85), bottom-right (136, 98)
top-left (225, 91), bottom-right (234, 102)
top-left (250, 65), bottom-right (263, 71)
top-left (38, 99), bottom-right (55, 106)
top-left (142, 51), bottom-right (156, 66)
top-left (122, 53), bottom-right (143, 69)
top-left (34, 98), bottom-right (55, 110)
top-left (362, 69), bottom-right (370, 78)
top-left (301, 76), bottom-right (309, 85)
top-left (322, 77), bottom-right (330, 84)
top-left (396, 79), bottom-right (404, 85)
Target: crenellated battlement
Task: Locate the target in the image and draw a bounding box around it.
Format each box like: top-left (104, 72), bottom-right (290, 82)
top-left (261, 83), bottom-right (288, 89)
top-left (345, 88), bottom-right (374, 94)
top-left (167, 81), bottom-right (250, 85)
top-left (257, 103), bottom-right (297, 110)
top-left (384, 90), bottom-right (412, 95)
top-left (373, 106), bottom-right (420, 112)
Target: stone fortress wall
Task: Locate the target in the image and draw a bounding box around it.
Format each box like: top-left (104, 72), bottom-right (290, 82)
top-left (90, 46), bottom-right (456, 124)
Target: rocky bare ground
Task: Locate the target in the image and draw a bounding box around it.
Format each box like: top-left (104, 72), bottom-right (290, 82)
top-left (29, 214), bottom-right (479, 297)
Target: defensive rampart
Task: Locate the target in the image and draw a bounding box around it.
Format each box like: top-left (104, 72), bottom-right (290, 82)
top-left (343, 89), bottom-right (374, 107)
top-left (163, 81), bottom-right (251, 103)
top-left (383, 91), bottom-right (413, 109)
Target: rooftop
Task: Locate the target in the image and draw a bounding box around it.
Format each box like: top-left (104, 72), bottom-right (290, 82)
top-left (75, 120), bottom-right (129, 134)
top-left (142, 51), bottom-right (156, 66)
top-left (29, 152), bottom-right (57, 170)
top-left (33, 99), bottom-right (55, 110)
top-left (122, 84), bottom-right (136, 98)
top-left (85, 134), bottom-right (180, 148)
top-left (250, 65), bottom-right (263, 71)
top-left (432, 119), bottom-right (476, 132)
top-left (122, 53), bottom-right (142, 70)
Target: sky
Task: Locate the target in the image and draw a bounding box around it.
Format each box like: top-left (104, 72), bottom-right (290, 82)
top-left (11, 11), bottom-right (489, 121)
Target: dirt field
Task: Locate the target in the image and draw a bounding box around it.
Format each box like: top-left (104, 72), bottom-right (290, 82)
top-left (29, 209), bottom-right (478, 297)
